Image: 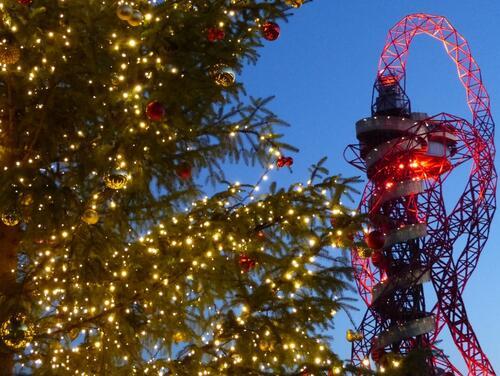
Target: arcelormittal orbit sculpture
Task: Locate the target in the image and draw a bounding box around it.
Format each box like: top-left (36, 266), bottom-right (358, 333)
top-left (345, 13), bottom-right (496, 375)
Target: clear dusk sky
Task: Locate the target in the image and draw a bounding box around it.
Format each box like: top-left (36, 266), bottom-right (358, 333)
top-left (232, 0), bottom-right (500, 372)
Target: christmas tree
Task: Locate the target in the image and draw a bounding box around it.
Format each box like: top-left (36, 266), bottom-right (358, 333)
top-left (0, 0), bottom-right (363, 374)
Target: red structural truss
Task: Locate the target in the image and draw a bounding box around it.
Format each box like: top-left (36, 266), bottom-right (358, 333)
top-left (344, 14), bottom-right (496, 375)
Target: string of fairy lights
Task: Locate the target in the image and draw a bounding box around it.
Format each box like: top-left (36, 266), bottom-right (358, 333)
top-left (0, 0), bottom-right (408, 374)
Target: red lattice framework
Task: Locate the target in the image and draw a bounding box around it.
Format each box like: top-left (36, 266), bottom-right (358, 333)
top-left (344, 14), bottom-right (496, 375)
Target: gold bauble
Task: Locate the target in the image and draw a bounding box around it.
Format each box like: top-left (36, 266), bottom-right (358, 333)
top-left (116, 4), bottom-right (133, 20)
top-left (259, 339), bottom-right (275, 352)
top-left (111, 73), bottom-right (121, 86)
top-left (1, 211), bottom-right (21, 226)
top-left (285, 0), bottom-right (304, 7)
top-left (0, 314), bottom-right (34, 350)
top-left (258, 340), bottom-right (269, 351)
top-left (346, 329), bottom-right (363, 342)
top-left (20, 193), bottom-right (33, 206)
top-left (81, 208), bottom-right (99, 225)
top-left (209, 64), bottom-right (236, 87)
top-left (0, 44), bottom-right (20, 65)
top-left (127, 10), bottom-right (143, 26)
top-left (104, 171), bottom-right (128, 190)
top-left (173, 332), bottom-right (185, 343)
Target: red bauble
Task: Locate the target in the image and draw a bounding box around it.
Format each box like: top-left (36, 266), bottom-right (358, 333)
top-left (262, 22), bottom-right (280, 41)
top-left (207, 27), bottom-right (225, 42)
top-left (145, 100), bottom-right (166, 122)
top-left (239, 254), bottom-right (256, 272)
top-left (17, 0), bottom-right (31, 4)
top-left (365, 230), bottom-right (385, 249)
top-left (276, 156), bottom-right (293, 168)
top-left (176, 164), bottom-right (192, 181)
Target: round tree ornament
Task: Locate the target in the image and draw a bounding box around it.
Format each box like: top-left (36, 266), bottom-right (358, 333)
top-left (259, 338), bottom-right (275, 352)
top-left (0, 314), bottom-right (34, 350)
top-left (173, 332), bottom-right (185, 343)
top-left (207, 27), bottom-right (225, 42)
top-left (146, 100), bottom-right (166, 122)
top-left (128, 10), bottom-right (143, 26)
top-left (20, 193), bottom-right (33, 206)
top-left (81, 209), bottom-right (99, 225)
top-left (285, 0), bottom-right (304, 7)
top-left (276, 156), bottom-right (293, 168)
top-left (0, 43), bottom-right (20, 65)
top-left (104, 171), bottom-right (128, 190)
top-left (346, 329), bottom-right (363, 342)
top-left (116, 4), bottom-right (133, 20)
top-left (176, 163), bottom-right (192, 181)
top-left (365, 230), bottom-right (385, 249)
top-left (239, 253), bottom-right (256, 272)
top-left (1, 211), bottom-right (21, 226)
top-left (209, 64), bottom-right (236, 87)
top-left (262, 22), bottom-right (280, 41)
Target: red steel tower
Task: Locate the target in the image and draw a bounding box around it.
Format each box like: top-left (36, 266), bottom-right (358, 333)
top-left (345, 14), bottom-right (496, 375)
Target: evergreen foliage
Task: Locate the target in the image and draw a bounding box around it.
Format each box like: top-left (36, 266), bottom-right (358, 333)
top-left (0, 0), bottom-right (367, 374)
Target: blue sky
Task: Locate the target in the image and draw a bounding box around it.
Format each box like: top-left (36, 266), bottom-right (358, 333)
top-left (235, 0), bottom-right (500, 372)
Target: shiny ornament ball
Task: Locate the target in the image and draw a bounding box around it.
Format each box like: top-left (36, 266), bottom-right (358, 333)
top-left (127, 10), bottom-right (143, 26)
top-left (276, 155), bottom-right (293, 168)
top-left (104, 171), bottom-right (128, 190)
top-left (238, 253), bottom-right (256, 272)
top-left (262, 22), bottom-right (280, 41)
top-left (346, 329), bottom-right (363, 342)
top-left (259, 339), bottom-right (275, 352)
top-left (207, 27), bottom-right (225, 42)
top-left (0, 44), bottom-right (20, 65)
top-left (209, 64), bottom-right (235, 87)
top-left (17, 0), bottom-right (32, 4)
top-left (285, 0), bottom-right (304, 7)
top-left (1, 211), bottom-right (21, 226)
top-left (176, 164), bottom-right (192, 181)
top-left (145, 100), bottom-right (166, 122)
top-left (81, 209), bottom-right (99, 225)
top-left (111, 73), bottom-right (121, 86)
top-left (0, 314), bottom-right (34, 350)
top-left (20, 193), bottom-right (33, 206)
top-left (365, 230), bottom-right (385, 249)
top-left (173, 332), bottom-right (185, 343)
top-left (116, 4), bottom-right (133, 20)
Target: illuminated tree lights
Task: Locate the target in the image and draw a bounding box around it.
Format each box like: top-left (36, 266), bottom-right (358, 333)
top-left (0, 0), bottom-right (366, 374)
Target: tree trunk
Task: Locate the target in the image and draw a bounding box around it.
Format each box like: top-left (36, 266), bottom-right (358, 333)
top-left (0, 224), bottom-right (22, 376)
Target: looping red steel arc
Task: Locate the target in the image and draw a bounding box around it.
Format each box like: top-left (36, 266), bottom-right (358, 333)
top-left (345, 14), bottom-right (496, 375)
